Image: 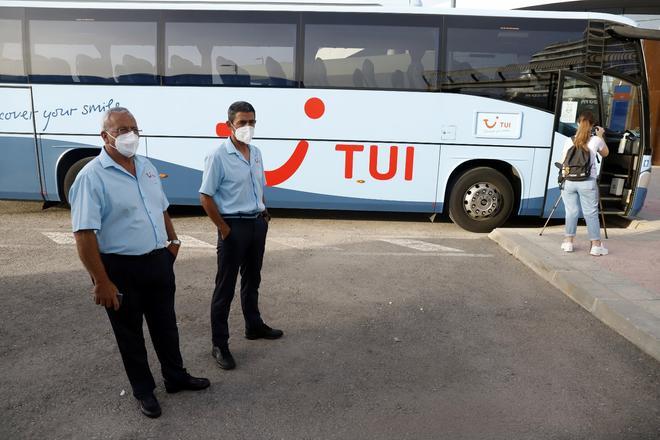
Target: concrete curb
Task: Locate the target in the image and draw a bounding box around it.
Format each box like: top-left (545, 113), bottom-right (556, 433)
top-left (626, 218), bottom-right (660, 232)
top-left (489, 229), bottom-right (660, 363)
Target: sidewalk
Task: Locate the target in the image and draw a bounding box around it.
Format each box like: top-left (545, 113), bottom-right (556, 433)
top-left (489, 167), bottom-right (660, 362)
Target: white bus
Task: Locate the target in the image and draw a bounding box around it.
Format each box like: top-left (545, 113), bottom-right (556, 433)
top-left (1, 0), bottom-right (657, 231)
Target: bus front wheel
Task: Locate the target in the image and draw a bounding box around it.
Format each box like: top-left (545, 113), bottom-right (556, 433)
top-left (448, 167), bottom-right (514, 233)
top-left (62, 157), bottom-right (94, 205)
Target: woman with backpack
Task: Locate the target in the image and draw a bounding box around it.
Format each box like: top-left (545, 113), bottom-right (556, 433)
top-left (560, 111), bottom-right (610, 255)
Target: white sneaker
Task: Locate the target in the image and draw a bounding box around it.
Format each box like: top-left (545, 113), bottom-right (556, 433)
top-left (590, 245), bottom-right (608, 256)
top-left (561, 242), bottom-right (574, 252)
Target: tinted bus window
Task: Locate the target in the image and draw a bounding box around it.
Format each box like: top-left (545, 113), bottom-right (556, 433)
top-left (0, 9), bottom-right (26, 83)
top-left (443, 17), bottom-right (586, 111)
top-left (303, 16), bottom-right (439, 90)
top-left (28, 9), bottom-right (158, 84)
top-left (603, 33), bottom-right (642, 83)
top-left (165, 16), bottom-right (296, 87)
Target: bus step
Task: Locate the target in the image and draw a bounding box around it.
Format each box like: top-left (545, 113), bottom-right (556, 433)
top-left (601, 171), bottom-right (629, 178)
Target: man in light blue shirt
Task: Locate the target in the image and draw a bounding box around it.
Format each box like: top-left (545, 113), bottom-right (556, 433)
top-left (70, 107), bottom-right (209, 418)
top-left (200, 101), bottom-right (283, 371)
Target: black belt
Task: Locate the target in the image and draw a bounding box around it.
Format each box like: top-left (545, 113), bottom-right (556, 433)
top-left (223, 212), bottom-right (263, 219)
top-left (102, 248), bottom-right (166, 258)
top-left (143, 248), bottom-right (167, 256)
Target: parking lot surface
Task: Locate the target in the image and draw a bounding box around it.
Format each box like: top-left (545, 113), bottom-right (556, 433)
top-left (1, 201), bottom-right (658, 440)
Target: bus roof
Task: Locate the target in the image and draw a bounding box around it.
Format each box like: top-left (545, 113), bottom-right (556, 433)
top-left (0, 0), bottom-right (638, 27)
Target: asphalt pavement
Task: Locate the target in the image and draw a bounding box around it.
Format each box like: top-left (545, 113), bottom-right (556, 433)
top-left (0, 201), bottom-right (658, 439)
top-left (490, 166), bottom-right (660, 362)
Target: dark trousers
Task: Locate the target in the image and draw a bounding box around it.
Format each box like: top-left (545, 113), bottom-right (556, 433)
top-left (101, 248), bottom-right (187, 398)
top-left (211, 216), bottom-right (268, 347)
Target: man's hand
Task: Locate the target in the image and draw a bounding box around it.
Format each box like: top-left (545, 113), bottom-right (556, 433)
top-left (262, 210), bottom-right (271, 223)
top-left (219, 223), bottom-right (231, 240)
top-left (94, 280), bottom-right (120, 311)
top-left (167, 243), bottom-right (180, 260)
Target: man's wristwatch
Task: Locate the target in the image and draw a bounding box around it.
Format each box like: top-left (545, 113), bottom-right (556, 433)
top-left (169, 239), bottom-right (181, 246)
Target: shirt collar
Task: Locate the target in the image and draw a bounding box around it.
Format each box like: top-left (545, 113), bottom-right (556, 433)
top-left (224, 137), bottom-right (252, 158)
top-left (99, 146), bottom-right (142, 176)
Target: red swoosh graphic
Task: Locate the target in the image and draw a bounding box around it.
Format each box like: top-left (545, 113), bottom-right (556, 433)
top-left (265, 140), bottom-right (309, 186)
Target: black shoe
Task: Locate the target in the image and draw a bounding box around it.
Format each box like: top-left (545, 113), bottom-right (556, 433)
top-left (137, 393), bottom-right (161, 418)
top-left (212, 346), bottom-right (236, 370)
top-left (245, 324), bottom-right (284, 340)
top-left (164, 374), bottom-right (211, 394)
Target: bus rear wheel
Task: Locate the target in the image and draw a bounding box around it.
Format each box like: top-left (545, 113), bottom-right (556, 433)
top-left (62, 157), bottom-right (94, 205)
top-left (448, 167), bottom-right (514, 233)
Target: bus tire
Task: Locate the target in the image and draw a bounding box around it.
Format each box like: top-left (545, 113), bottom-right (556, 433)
top-left (448, 167), bottom-right (514, 233)
top-left (62, 157), bottom-right (94, 204)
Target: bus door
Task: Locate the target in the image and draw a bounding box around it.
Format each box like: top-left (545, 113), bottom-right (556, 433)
top-left (599, 73), bottom-right (648, 216)
top-left (596, 26), bottom-right (660, 216)
top-left (0, 85), bottom-right (43, 200)
top-left (543, 72), bottom-right (603, 217)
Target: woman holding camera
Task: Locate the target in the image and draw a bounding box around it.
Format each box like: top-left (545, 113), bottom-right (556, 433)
top-left (560, 111), bottom-right (610, 255)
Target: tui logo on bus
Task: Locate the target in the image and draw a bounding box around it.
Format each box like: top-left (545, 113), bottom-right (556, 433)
top-left (215, 97), bottom-right (415, 186)
top-left (475, 112), bottom-right (522, 139)
top-left (483, 116), bottom-right (499, 129)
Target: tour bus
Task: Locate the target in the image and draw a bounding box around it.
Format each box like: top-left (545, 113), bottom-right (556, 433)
top-left (1, 1), bottom-right (658, 232)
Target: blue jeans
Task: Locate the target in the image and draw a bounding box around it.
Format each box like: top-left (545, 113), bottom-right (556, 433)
top-left (562, 178), bottom-right (601, 241)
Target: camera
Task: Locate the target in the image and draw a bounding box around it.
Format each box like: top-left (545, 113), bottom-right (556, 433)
top-left (591, 126), bottom-right (600, 136)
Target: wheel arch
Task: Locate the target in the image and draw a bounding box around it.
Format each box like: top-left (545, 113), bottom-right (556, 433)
top-left (443, 159), bottom-right (523, 216)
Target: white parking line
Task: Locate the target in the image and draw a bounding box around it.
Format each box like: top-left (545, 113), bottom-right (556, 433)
top-left (177, 235), bottom-right (214, 248)
top-left (342, 252), bottom-right (492, 257)
top-left (40, 232), bottom-right (488, 256)
top-left (379, 238), bottom-right (463, 252)
top-left (42, 232), bottom-right (214, 248)
top-left (42, 232), bottom-right (75, 245)
top-left (268, 237), bottom-right (342, 250)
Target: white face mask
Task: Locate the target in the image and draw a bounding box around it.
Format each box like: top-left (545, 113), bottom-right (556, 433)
top-left (107, 131), bottom-right (139, 158)
top-left (234, 125), bottom-right (254, 145)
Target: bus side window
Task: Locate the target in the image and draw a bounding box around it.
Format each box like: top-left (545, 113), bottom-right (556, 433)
top-left (76, 54), bottom-right (114, 84)
top-left (362, 59), bottom-right (377, 88)
top-left (303, 21), bottom-right (439, 91)
top-left (443, 15), bottom-right (587, 111)
top-left (391, 69), bottom-right (404, 89)
top-left (215, 56), bottom-right (251, 86)
top-left (28, 10), bottom-right (158, 86)
top-left (115, 54), bottom-right (158, 85)
top-left (30, 54), bottom-right (73, 83)
top-left (164, 16), bottom-right (296, 87)
top-left (306, 57), bottom-right (329, 87)
top-left (406, 48), bottom-right (426, 90)
top-left (265, 56), bottom-right (290, 87)
top-left (167, 54), bottom-right (208, 85)
top-left (0, 16), bottom-right (27, 83)
top-left (352, 68), bottom-right (366, 88)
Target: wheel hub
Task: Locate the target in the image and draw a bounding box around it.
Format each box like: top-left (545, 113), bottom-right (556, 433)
top-left (462, 182), bottom-right (502, 220)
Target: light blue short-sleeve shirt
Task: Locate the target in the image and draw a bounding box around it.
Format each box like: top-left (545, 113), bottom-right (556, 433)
top-left (199, 138), bottom-right (266, 215)
top-left (69, 147), bottom-right (170, 255)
